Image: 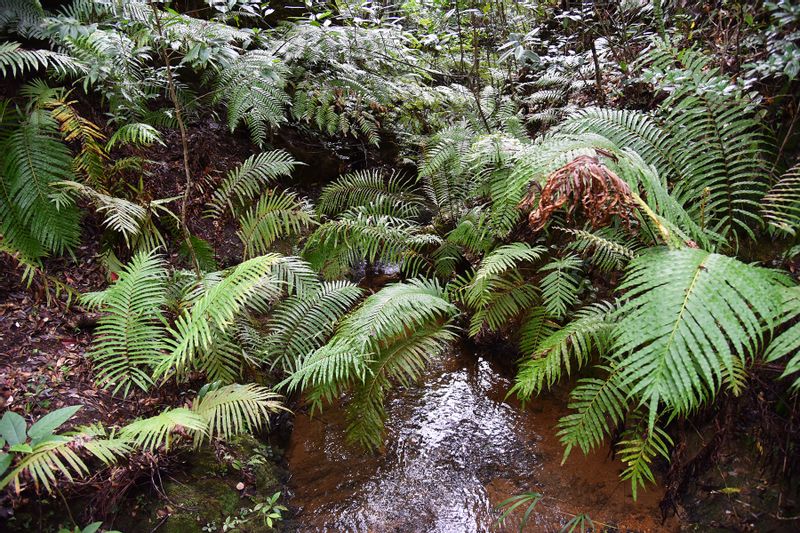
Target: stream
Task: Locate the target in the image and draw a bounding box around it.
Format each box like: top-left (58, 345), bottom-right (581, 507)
top-left (284, 345), bottom-right (675, 532)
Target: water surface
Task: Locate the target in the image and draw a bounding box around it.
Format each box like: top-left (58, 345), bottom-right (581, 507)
top-left (286, 347), bottom-right (674, 532)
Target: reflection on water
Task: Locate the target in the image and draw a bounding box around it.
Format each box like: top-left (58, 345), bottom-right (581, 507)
top-left (285, 347), bottom-right (674, 532)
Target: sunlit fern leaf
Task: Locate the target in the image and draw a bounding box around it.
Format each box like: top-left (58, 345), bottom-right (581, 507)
top-left (260, 281), bottom-right (363, 374)
top-left (191, 383), bottom-right (284, 447)
top-left (2, 109), bottom-right (81, 256)
top-left (617, 414), bottom-right (673, 500)
top-left (206, 150), bottom-right (299, 219)
top-left (513, 302), bottom-right (615, 400)
top-left (762, 164), bottom-right (800, 235)
top-left (157, 254), bottom-right (319, 380)
top-left (557, 365), bottom-right (628, 460)
top-left (613, 248), bottom-right (785, 429)
top-left (0, 42), bottom-right (82, 78)
top-left (82, 250), bottom-right (169, 396)
top-left (106, 123), bottom-right (164, 150)
top-left (0, 436), bottom-right (88, 494)
top-left (538, 254), bottom-right (583, 320)
top-left (317, 169), bottom-right (424, 217)
top-left (120, 408), bottom-right (206, 452)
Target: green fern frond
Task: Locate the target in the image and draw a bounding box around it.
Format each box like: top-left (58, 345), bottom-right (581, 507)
top-left (613, 248), bottom-right (784, 428)
top-left (0, 42), bottom-right (82, 78)
top-left (237, 189), bottom-right (316, 259)
top-left (120, 408), bottom-right (206, 452)
top-left (106, 123), bottom-right (164, 150)
top-left (191, 383), bottom-right (284, 447)
top-left (513, 302), bottom-right (615, 400)
top-left (564, 227), bottom-right (640, 272)
top-left (762, 164), bottom-right (800, 235)
top-left (538, 254), bottom-right (583, 320)
top-left (317, 169), bottom-right (424, 217)
top-left (206, 150), bottom-right (299, 219)
top-left (617, 414), bottom-right (673, 500)
top-left (82, 250), bottom-right (169, 396)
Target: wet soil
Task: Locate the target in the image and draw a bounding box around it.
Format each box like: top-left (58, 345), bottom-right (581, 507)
top-left (284, 346), bottom-right (675, 532)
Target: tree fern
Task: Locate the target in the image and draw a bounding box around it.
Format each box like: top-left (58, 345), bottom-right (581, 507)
top-left (206, 150), bottom-right (299, 219)
top-left (82, 250), bottom-right (169, 396)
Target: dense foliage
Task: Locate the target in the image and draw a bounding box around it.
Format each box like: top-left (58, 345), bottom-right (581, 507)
top-left (1, 0), bottom-right (800, 529)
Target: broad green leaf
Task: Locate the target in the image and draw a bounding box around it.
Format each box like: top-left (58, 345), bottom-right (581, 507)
top-left (28, 405), bottom-right (82, 442)
top-left (0, 411), bottom-right (26, 446)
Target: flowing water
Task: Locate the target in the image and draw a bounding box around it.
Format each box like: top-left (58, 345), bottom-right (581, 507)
top-left (285, 345), bottom-right (675, 532)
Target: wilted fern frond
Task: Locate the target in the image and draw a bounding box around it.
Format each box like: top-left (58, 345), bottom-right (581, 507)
top-left (82, 250), bottom-right (168, 396)
top-left (237, 189), bottom-right (316, 259)
top-left (206, 150), bottom-right (299, 219)
top-left (762, 164), bottom-right (800, 235)
top-left (317, 169), bottom-right (424, 217)
top-left (613, 248), bottom-right (785, 428)
top-left (191, 383), bottom-right (284, 447)
top-left (538, 254), bottom-right (583, 320)
top-left (513, 302), bottom-right (615, 400)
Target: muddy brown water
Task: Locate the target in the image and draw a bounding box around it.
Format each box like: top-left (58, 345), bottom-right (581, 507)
top-left (285, 346), bottom-right (677, 532)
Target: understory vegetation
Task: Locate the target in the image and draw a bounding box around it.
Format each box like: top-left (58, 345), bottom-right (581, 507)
top-left (1, 0), bottom-right (800, 530)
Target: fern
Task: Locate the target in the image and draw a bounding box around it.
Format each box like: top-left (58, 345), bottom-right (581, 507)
top-left (613, 248), bottom-right (785, 429)
top-left (258, 281), bottom-right (363, 374)
top-left (120, 408), bottom-right (206, 452)
top-left (1, 108), bottom-right (81, 258)
top-left (206, 150), bottom-right (299, 219)
top-left (538, 254), bottom-right (583, 320)
top-left (0, 41), bottom-right (81, 78)
top-left (106, 123), bottom-right (164, 150)
top-left (191, 383), bottom-right (284, 447)
top-left (317, 169), bottom-right (424, 217)
top-left (82, 250), bottom-right (169, 396)
top-left (762, 164), bottom-right (800, 234)
top-left (237, 189), bottom-right (316, 259)
top-left (617, 414), bottom-right (673, 500)
top-left (513, 302), bottom-right (615, 400)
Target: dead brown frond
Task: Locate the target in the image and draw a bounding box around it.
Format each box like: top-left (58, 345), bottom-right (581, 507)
top-left (520, 153), bottom-right (639, 232)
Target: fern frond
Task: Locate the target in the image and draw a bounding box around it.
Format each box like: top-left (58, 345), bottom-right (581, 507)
top-left (237, 189), bottom-right (316, 259)
top-left (120, 408), bottom-right (206, 452)
top-left (317, 169), bottom-right (424, 217)
top-left (191, 383), bottom-right (284, 447)
top-left (613, 248), bottom-right (784, 428)
top-left (538, 254), bottom-right (583, 320)
top-left (206, 150), bottom-right (299, 219)
top-left (762, 164), bottom-right (800, 235)
top-left (82, 250), bottom-right (168, 396)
